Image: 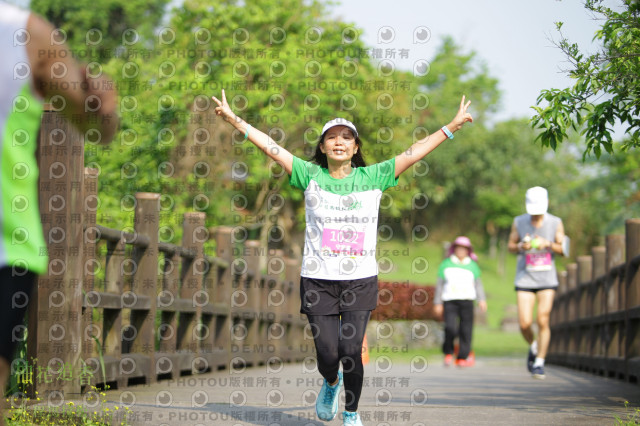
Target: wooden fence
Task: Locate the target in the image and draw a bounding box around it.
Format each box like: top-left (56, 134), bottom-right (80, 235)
top-left (24, 110), bottom-right (310, 397)
top-left (548, 219), bottom-right (640, 382)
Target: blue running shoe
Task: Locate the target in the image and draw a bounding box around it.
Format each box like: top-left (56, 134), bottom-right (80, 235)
top-left (343, 411), bottom-right (363, 426)
top-left (527, 348), bottom-right (535, 373)
top-left (532, 365), bottom-right (545, 379)
top-left (316, 371), bottom-right (342, 421)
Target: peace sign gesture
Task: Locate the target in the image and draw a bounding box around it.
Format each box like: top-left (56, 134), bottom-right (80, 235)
top-left (209, 89), bottom-right (294, 175)
top-left (211, 89), bottom-right (237, 123)
top-left (448, 95), bottom-right (473, 132)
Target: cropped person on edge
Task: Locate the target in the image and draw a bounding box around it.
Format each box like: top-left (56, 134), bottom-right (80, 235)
top-left (212, 89), bottom-right (473, 426)
top-left (0, 2), bottom-right (118, 422)
top-left (433, 236), bottom-right (486, 367)
top-left (507, 186), bottom-right (565, 379)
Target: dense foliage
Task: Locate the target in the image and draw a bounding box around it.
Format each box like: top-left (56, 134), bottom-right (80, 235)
top-left (531, 0), bottom-right (640, 157)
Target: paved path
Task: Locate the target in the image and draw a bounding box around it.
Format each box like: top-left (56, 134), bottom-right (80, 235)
top-left (89, 357), bottom-right (640, 425)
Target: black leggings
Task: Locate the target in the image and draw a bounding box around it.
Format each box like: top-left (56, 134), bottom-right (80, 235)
top-left (307, 310), bottom-right (370, 412)
top-left (443, 300), bottom-right (474, 360)
top-left (0, 266), bottom-right (36, 362)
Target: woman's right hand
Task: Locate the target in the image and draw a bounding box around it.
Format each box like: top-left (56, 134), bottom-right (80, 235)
top-left (211, 89), bottom-right (238, 124)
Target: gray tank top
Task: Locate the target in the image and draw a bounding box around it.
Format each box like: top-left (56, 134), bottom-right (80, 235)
top-left (514, 213), bottom-right (562, 289)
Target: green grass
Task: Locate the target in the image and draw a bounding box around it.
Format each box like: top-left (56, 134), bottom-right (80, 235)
top-left (615, 401), bottom-right (640, 425)
top-left (5, 386), bottom-right (130, 426)
top-left (369, 326), bottom-right (527, 363)
top-left (471, 327), bottom-right (528, 357)
top-left (376, 238), bottom-right (442, 285)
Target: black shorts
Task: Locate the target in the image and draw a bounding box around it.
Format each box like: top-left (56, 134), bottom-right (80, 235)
top-left (0, 266), bottom-right (36, 362)
top-left (515, 286), bottom-right (557, 293)
top-left (300, 275), bottom-right (378, 315)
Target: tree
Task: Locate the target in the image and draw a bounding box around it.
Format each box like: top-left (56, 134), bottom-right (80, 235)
top-left (531, 0), bottom-right (640, 158)
top-left (560, 149), bottom-right (640, 250)
top-left (30, 0), bottom-right (170, 61)
top-left (90, 0), bottom-right (418, 253)
top-left (392, 37), bottom-right (502, 240)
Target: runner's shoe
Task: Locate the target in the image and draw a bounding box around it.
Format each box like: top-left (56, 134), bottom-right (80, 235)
top-left (467, 351), bottom-right (476, 365)
top-left (527, 348), bottom-right (535, 373)
top-left (456, 358), bottom-right (473, 367)
top-left (316, 371), bottom-right (342, 421)
top-left (444, 354), bottom-right (453, 367)
top-left (343, 411), bottom-right (364, 426)
top-left (532, 365), bottom-right (545, 379)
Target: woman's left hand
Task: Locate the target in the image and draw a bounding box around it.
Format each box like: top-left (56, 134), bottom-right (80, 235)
top-left (448, 95), bottom-right (473, 132)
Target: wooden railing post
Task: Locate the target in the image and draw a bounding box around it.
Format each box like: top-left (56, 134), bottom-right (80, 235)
top-left (606, 235), bottom-right (625, 313)
top-left (215, 226), bottom-right (233, 369)
top-left (82, 168), bottom-right (99, 363)
top-left (102, 237), bottom-right (126, 388)
top-left (553, 271), bottom-right (567, 325)
top-left (128, 192), bottom-right (160, 384)
top-left (266, 249), bottom-right (285, 363)
top-left (592, 247), bottom-right (606, 318)
top-left (577, 256), bottom-right (592, 320)
top-left (179, 213), bottom-right (205, 358)
top-left (237, 239), bottom-right (262, 367)
top-left (28, 110), bottom-right (84, 398)
top-left (157, 250), bottom-right (180, 378)
top-left (283, 256), bottom-right (303, 361)
top-left (591, 246), bottom-right (606, 365)
top-left (576, 255), bottom-right (592, 367)
top-left (604, 235), bottom-right (625, 372)
top-left (549, 269), bottom-right (567, 361)
top-left (566, 263), bottom-right (578, 359)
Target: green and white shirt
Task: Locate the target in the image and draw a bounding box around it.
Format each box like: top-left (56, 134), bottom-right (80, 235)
top-left (0, 3), bottom-right (47, 274)
top-left (290, 156), bottom-right (398, 280)
top-left (434, 255), bottom-right (485, 303)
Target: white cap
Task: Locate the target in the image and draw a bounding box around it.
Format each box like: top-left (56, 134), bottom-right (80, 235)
top-left (321, 118), bottom-right (358, 138)
top-left (525, 186), bottom-right (548, 215)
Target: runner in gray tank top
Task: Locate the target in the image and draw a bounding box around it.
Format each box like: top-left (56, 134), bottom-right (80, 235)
top-left (508, 187), bottom-right (566, 380)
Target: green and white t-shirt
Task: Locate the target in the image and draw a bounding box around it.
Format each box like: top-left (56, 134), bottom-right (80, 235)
top-left (290, 156), bottom-right (398, 280)
top-left (0, 3), bottom-right (47, 274)
top-left (435, 255), bottom-right (483, 302)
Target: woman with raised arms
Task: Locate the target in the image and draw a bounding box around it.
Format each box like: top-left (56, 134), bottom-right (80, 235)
top-left (212, 90), bottom-right (473, 426)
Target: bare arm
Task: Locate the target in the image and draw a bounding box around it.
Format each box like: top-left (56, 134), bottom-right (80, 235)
top-left (549, 220), bottom-right (566, 256)
top-left (26, 13), bottom-right (119, 144)
top-left (394, 96), bottom-right (473, 178)
top-left (212, 90), bottom-right (294, 175)
top-left (508, 222), bottom-right (529, 254)
top-left (432, 276), bottom-right (444, 318)
top-left (475, 277), bottom-right (488, 312)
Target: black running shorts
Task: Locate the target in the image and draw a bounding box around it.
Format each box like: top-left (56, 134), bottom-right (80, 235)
top-left (299, 275), bottom-right (378, 315)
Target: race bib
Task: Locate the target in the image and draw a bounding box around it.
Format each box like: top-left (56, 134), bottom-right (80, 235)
top-left (525, 252), bottom-right (552, 271)
top-left (321, 227), bottom-right (365, 256)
